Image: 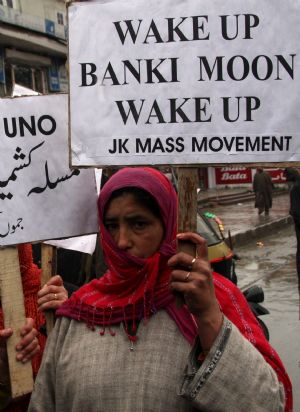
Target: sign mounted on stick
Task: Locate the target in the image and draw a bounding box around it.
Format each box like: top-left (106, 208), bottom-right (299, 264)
top-left (68, 0), bottom-right (300, 167)
top-left (0, 247), bottom-right (34, 398)
top-left (0, 94), bottom-right (98, 247)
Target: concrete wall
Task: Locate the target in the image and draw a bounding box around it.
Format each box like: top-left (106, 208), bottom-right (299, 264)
top-left (20, 0), bottom-right (65, 20)
top-left (0, 0), bottom-right (66, 40)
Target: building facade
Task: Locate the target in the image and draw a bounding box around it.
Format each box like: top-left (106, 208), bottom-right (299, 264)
top-left (0, 0), bottom-right (67, 96)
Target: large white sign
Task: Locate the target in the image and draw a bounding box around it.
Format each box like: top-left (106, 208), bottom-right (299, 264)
top-left (0, 94), bottom-right (98, 246)
top-left (69, 0), bottom-right (300, 166)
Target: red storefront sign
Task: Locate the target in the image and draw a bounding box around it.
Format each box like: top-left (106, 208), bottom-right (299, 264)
top-left (265, 168), bottom-right (286, 183)
top-left (215, 167), bottom-right (252, 184)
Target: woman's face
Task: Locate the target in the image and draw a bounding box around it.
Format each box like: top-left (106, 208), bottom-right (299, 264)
top-left (104, 193), bottom-right (165, 258)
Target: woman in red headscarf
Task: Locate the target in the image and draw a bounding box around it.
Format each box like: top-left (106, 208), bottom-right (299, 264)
top-left (28, 167), bottom-right (292, 412)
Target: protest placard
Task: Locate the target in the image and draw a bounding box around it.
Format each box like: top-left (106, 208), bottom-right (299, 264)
top-left (0, 93), bottom-right (98, 247)
top-left (68, 0), bottom-right (300, 167)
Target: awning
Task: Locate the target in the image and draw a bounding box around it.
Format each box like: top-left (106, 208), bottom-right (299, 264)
top-left (5, 48), bottom-right (52, 67)
top-left (0, 23), bottom-right (67, 58)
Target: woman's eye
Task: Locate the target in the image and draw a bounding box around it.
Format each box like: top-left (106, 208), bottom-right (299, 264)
top-left (133, 221), bottom-right (148, 230)
top-left (105, 223), bottom-right (118, 232)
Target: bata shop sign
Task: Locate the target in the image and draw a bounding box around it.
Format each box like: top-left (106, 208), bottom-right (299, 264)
top-left (215, 167), bottom-right (252, 184)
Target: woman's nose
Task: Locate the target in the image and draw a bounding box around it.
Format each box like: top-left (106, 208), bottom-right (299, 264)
top-left (116, 225), bottom-right (131, 250)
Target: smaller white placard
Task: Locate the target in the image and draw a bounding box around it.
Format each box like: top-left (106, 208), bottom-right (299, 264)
top-left (0, 94), bottom-right (98, 247)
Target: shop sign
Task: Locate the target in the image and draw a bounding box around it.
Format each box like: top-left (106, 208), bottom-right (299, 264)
top-left (215, 167), bottom-right (252, 184)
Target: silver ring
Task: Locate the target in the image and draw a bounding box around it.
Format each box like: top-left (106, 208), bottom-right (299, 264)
top-left (54, 293), bottom-right (58, 300)
top-left (184, 271), bottom-right (191, 282)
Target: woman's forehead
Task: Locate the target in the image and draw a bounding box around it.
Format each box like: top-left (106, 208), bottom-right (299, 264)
top-left (105, 192), bottom-right (158, 217)
top-left (105, 191), bottom-right (151, 211)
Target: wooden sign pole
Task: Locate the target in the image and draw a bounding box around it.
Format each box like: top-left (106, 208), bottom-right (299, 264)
top-left (41, 244), bottom-right (57, 335)
top-left (0, 247), bottom-right (34, 398)
top-left (176, 167), bottom-right (198, 305)
top-left (177, 167), bottom-right (198, 254)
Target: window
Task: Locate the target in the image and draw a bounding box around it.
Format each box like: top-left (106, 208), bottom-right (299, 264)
top-left (57, 12), bottom-right (64, 25)
top-left (14, 66), bottom-right (32, 89)
top-left (6, 0), bottom-right (13, 8)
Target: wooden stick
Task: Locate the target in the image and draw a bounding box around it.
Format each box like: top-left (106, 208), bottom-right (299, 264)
top-left (0, 247), bottom-right (34, 398)
top-left (177, 167), bottom-right (198, 249)
top-left (41, 244), bottom-right (57, 335)
top-left (176, 167), bottom-right (198, 305)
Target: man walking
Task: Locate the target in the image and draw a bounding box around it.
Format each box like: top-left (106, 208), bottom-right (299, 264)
top-left (253, 168), bottom-right (274, 215)
top-left (284, 167), bottom-right (300, 288)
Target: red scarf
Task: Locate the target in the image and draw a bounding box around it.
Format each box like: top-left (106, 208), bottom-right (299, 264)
top-left (57, 167), bottom-right (292, 411)
top-left (58, 167), bottom-right (182, 339)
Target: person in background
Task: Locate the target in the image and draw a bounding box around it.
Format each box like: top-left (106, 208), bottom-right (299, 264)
top-left (284, 167), bottom-right (300, 289)
top-left (0, 244), bottom-right (68, 412)
top-left (29, 167), bottom-right (292, 412)
top-left (253, 167), bottom-right (274, 215)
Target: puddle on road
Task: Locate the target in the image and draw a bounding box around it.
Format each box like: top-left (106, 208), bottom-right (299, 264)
top-left (233, 225), bottom-right (300, 410)
top-left (260, 262), bottom-right (298, 315)
top-left (234, 225), bottom-right (299, 314)
top-left (243, 261), bottom-right (259, 271)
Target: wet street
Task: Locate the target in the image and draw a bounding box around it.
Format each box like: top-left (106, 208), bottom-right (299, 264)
top-left (234, 224), bottom-right (300, 411)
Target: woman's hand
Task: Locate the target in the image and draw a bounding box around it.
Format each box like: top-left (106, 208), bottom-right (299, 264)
top-left (37, 275), bottom-right (68, 312)
top-left (0, 317), bottom-right (40, 385)
top-left (168, 232), bottom-right (223, 351)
